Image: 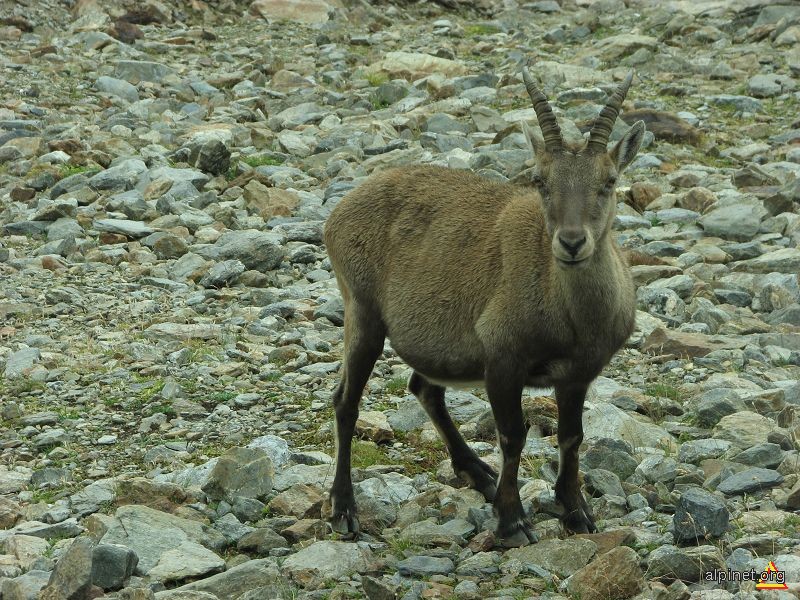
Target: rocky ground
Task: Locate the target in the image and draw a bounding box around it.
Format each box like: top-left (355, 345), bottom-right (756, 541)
top-left (0, 0), bottom-right (799, 598)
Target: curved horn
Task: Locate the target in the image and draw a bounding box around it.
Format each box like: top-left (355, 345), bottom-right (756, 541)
top-left (521, 67), bottom-right (562, 152)
top-left (587, 71), bottom-right (634, 153)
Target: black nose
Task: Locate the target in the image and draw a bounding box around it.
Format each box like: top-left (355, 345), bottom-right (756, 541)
top-left (559, 234), bottom-right (586, 257)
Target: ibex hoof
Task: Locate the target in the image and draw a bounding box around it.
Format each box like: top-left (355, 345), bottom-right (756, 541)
top-left (497, 519), bottom-right (539, 547)
top-left (330, 512), bottom-right (360, 539)
top-left (561, 506), bottom-right (597, 535)
top-left (454, 457), bottom-right (498, 502)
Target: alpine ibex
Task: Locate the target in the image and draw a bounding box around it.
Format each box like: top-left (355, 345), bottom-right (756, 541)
top-left (324, 68), bottom-right (643, 547)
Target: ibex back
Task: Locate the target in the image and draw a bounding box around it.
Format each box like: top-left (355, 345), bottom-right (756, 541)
top-left (324, 68), bottom-right (644, 547)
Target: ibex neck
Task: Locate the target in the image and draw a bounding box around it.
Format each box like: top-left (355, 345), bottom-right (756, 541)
top-left (550, 238), bottom-right (621, 304)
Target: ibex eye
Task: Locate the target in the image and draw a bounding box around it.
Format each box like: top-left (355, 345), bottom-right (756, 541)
top-left (602, 179), bottom-right (616, 194)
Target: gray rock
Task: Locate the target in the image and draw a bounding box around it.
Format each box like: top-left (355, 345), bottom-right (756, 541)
top-left (282, 541), bottom-right (372, 582)
top-left (714, 288), bottom-right (751, 307)
top-left (695, 389), bottom-right (746, 427)
top-left (273, 221), bottom-right (323, 243)
top-left (699, 203), bottom-right (766, 241)
top-left (47, 218), bottom-right (84, 241)
top-left (583, 403), bottom-right (675, 449)
top-left (201, 447), bottom-right (274, 502)
top-left (397, 555), bottom-right (455, 576)
top-left (10, 518), bottom-right (84, 539)
top-left (504, 538), bottom-right (597, 577)
top-left (4, 347), bottom-right (41, 379)
top-left (231, 496), bottom-right (266, 523)
top-left (565, 546), bottom-right (644, 600)
top-left (41, 537), bottom-right (93, 600)
top-left (636, 287), bottom-right (686, 322)
top-left (272, 464), bottom-right (334, 491)
top-left (92, 544), bottom-right (138, 591)
top-left (673, 488), bottom-right (729, 542)
top-left (95, 76), bottom-right (139, 103)
top-left (716, 468), bottom-right (784, 495)
top-left (646, 545), bottom-right (725, 582)
top-left (236, 528), bottom-right (289, 555)
top-left (400, 518), bottom-right (474, 546)
top-left (212, 513), bottom-right (254, 544)
top-left (748, 74), bottom-right (794, 98)
top-left (732, 443), bottom-right (784, 469)
top-left (99, 505), bottom-right (225, 575)
top-left (142, 166), bottom-right (210, 191)
top-left (313, 297), bottom-right (344, 325)
top-left (708, 95), bottom-right (763, 113)
top-left (115, 60), bottom-right (175, 83)
top-left (199, 260), bottom-right (245, 288)
top-left (88, 159), bottom-right (147, 192)
top-left (713, 411), bottom-right (776, 450)
top-left (678, 439), bottom-right (731, 463)
top-left (94, 218), bottom-right (154, 239)
top-left (190, 139), bottom-right (231, 177)
top-left (298, 361), bottom-right (341, 376)
top-left (154, 593), bottom-right (218, 600)
top-left (246, 435), bottom-right (290, 469)
top-left (150, 232), bottom-right (189, 260)
top-left (582, 438), bottom-right (639, 480)
top-left (636, 455), bottom-right (678, 484)
top-left (153, 559), bottom-right (284, 600)
top-left (1, 570), bottom-right (50, 600)
top-left (196, 230), bottom-right (284, 272)
top-left (32, 199), bottom-right (77, 221)
top-left (49, 173), bottom-right (88, 199)
top-left (734, 248), bottom-right (800, 274)
top-left (143, 323), bottom-right (223, 342)
top-left (455, 551), bottom-right (500, 577)
top-left (374, 81), bottom-right (409, 105)
top-left (585, 468), bottom-right (625, 498)
top-left (147, 542), bottom-right (225, 583)
top-left (362, 576), bottom-right (399, 600)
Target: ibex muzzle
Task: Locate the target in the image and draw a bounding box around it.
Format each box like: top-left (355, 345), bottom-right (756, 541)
top-left (323, 68), bottom-right (643, 547)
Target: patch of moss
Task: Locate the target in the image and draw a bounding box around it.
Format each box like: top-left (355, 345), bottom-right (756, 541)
top-left (464, 23), bottom-right (501, 36)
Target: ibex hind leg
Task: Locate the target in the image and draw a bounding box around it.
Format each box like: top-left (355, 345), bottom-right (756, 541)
top-left (329, 297), bottom-right (385, 538)
top-left (409, 372), bottom-right (498, 501)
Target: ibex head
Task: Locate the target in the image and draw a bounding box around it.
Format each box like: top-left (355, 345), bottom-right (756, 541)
top-left (520, 68), bottom-right (646, 268)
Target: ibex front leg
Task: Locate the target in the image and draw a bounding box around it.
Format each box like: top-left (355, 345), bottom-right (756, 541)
top-left (554, 382), bottom-right (597, 534)
top-left (486, 364), bottom-right (537, 547)
top-left (329, 297), bottom-right (385, 538)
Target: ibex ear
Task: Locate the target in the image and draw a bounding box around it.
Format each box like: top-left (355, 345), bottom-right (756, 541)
top-left (521, 120), bottom-right (546, 157)
top-left (610, 120), bottom-right (645, 172)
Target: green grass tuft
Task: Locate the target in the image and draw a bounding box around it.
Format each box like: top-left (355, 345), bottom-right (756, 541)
top-left (59, 164), bottom-right (91, 178)
top-left (351, 440), bottom-right (390, 468)
top-left (366, 72), bottom-right (388, 87)
top-left (645, 383), bottom-right (683, 403)
top-left (243, 155), bottom-right (285, 168)
top-left (384, 376), bottom-right (407, 395)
